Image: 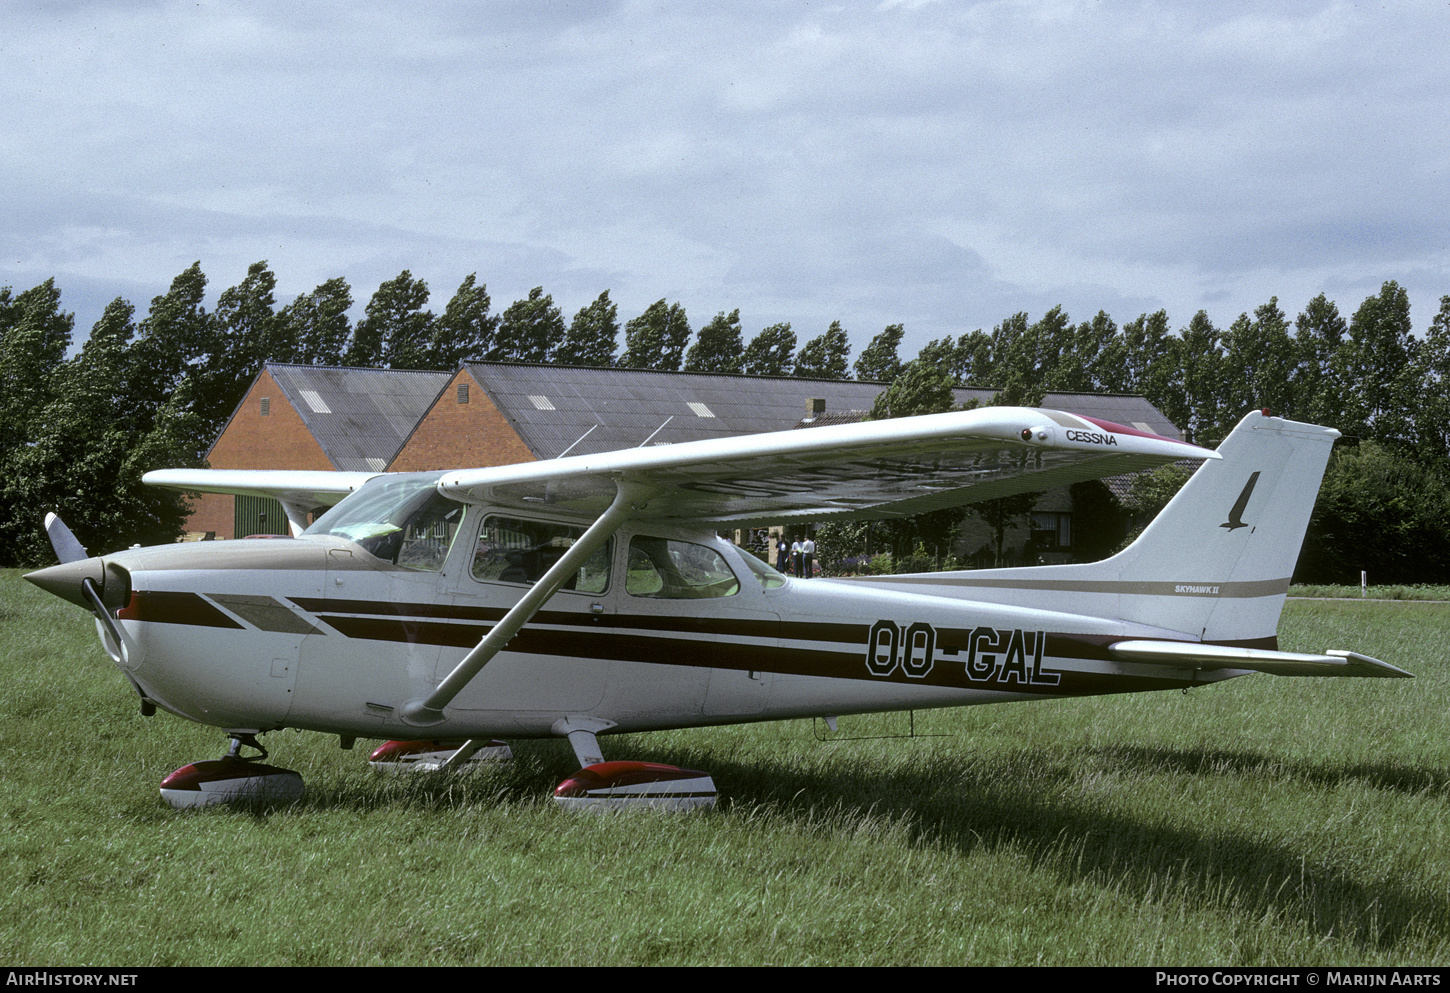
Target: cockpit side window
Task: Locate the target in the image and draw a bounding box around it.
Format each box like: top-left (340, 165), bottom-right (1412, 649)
top-left (626, 536), bottom-right (740, 599)
top-left (472, 517), bottom-right (611, 593)
top-left (393, 493), bottom-right (466, 572)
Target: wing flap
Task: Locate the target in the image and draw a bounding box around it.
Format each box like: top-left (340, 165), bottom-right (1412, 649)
top-left (1110, 640), bottom-right (1413, 678)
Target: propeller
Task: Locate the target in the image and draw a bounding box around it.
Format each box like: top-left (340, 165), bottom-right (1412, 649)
top-left (44, 512), bottom-right (87, 564)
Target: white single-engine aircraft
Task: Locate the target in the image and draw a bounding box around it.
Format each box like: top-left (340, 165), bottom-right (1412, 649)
top-left (26, 407), bottom-right (1410, 810)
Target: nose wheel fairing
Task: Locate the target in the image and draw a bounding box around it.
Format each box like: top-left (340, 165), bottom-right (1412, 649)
top-left (158, 734), bottom-right (304, 809)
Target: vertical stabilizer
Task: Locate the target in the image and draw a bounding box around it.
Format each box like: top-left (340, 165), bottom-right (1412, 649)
top-left (1105, 412), bottom-right (1337, 642)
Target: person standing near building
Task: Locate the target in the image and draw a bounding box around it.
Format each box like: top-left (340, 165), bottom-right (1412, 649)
top-left (790, 539), bottom-right (802, 577)
top-left (801, 535), bottom-right (816, 578)
top-left (776, 535), bottom-right (789, 574)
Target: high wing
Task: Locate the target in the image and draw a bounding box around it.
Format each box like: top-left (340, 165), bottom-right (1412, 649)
top-left (436, 406), bottom-right (1218, 524)
top-left (143, 469), bottom-right (380, 535)
top-left (142, 408), bottom-right (1216, 528)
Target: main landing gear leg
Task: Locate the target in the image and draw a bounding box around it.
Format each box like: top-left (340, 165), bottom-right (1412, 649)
top-left (550, 717), bottom-right (717, 813)
top-left (158, 733), bottom-right (304, 809)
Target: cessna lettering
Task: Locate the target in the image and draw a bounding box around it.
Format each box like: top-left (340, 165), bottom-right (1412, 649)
top-left (1064, 429), bottom-right (1119, 446)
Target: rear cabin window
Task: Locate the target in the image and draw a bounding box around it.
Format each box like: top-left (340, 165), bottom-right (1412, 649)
top-left (471, 517), bottom-right (611, 594)
top-left (626, 536), bottom-right (740, 599)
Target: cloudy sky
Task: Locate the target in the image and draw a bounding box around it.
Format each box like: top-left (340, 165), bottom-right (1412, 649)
top-left (5, 0), bottom-right (1448, 361)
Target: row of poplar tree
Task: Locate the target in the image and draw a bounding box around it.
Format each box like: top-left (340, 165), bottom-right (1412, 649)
top-left (3, 260), bottom-right (1449, 577)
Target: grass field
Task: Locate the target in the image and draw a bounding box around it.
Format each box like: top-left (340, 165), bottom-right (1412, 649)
top-left (2, 569), bottom-right (1447, 966)
top-left (1290, 584), bottom-right (1450, 601)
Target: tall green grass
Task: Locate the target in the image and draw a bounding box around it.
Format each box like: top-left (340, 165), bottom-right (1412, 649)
top-left (1291, 583), bottom-right (1450, 601)
top-left (2, 571), bottom-right (1446, 965)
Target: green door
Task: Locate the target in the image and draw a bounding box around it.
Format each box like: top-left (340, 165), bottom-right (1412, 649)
top-left (234, 495), bottom-right (289, 539)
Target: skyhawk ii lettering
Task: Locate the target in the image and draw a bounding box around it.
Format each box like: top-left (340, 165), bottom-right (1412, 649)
top-left (25, 408), bottom-right (1412, 811)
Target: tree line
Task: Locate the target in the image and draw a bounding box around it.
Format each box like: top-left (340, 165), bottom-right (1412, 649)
top-left (3, 260), bottom-right (1449, 578)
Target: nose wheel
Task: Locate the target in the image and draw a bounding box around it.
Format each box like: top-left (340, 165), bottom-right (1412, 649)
top-left (158, 733), bottom-right (304, 809)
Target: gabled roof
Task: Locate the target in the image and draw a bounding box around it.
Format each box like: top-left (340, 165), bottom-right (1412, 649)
top-left (461, 362), bottom-right (1184, 459)
top-left (264, 363), bottom-right (451, 471)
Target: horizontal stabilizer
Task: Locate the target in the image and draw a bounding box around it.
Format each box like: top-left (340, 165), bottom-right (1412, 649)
top-left (1109, 640), bottom-right (1413, 678)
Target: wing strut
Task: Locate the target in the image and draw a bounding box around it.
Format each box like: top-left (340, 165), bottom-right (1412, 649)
top-left (399, 478), bottom-right (655, 727)
top-left (276, 498), bottom-right (317, 537)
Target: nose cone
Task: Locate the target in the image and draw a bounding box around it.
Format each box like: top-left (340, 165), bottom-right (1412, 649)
top-left (25, 556), bottom-right (113, 610)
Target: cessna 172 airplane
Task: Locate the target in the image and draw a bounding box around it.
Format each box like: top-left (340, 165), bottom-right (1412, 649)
top-left (25, 406), bottom-right (1410, 810)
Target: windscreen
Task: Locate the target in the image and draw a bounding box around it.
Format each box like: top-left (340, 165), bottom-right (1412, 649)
top-left (303, 472), bottom-right (464, 571)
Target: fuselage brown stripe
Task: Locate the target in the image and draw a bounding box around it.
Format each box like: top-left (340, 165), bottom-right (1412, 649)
top-left (119, 591), bottom-right (244, 629)
top-left (127, 591), bottom-right (1250, 698)
top-left (313, 613), bottom-right (1195, 697)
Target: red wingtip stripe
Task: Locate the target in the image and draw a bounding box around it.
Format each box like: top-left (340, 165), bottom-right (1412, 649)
top-left (1078, 415), bottom-right (1171, 441)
